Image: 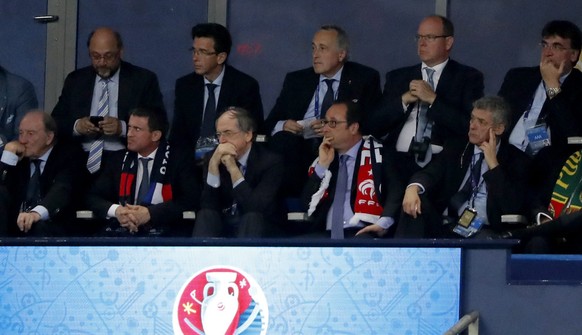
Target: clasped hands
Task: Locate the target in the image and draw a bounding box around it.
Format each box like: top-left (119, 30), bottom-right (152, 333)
top-left (76, 116), bottom-right (122, 137)
top-left (402, 79), bottom-right (436, 106)
top-left (209, 143), bottom-right (243, 181)
top-left (115, 204), bottom-right (150, 233)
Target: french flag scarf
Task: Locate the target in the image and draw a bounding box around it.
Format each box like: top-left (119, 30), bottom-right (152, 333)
top-left (307, 136), bottom-right (384, 226)
top-left (118, 140), bottom-right (172, 205)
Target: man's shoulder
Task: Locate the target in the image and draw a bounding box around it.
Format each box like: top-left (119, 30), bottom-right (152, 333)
top-left (503, 66), bottom-right (539, 79)
top-left (120, 61), bottom-right (158, 78)
top-left (285, 67), bottom-right (318, 80)
top-left (224, 65), bottom-right (259, 84)
top-left (344, 61), bottom-right (380, 76)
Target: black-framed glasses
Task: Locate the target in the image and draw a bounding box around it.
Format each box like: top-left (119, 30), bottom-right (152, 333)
top-left (539, 41), bottom-right (571, 52)
top-left (189, 47), bottom-right (218, 56)
top-left (414, 34), bottom-right (450, 42)
top-left (320, 120), bottom-right (348, 128)
top-left (215, 130), bottom-right (241, 139)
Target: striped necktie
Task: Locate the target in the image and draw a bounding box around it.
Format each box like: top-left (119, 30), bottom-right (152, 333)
top-left (87, 79), bottom-right (110, 174)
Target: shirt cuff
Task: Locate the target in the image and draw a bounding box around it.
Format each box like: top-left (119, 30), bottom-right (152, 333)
top-left (375, 216), bottom-right (394, 230)
top-left (206, 172), bottom-right (221, 188)
top-left (407, 183), bottom-right (425, 194)
top-left (271, 121), bottom-right (285, 136)
top-left (314, 163), bottom-right (327, 179)
top-left (119, 120), bottom-right (127, 137)
top-left (31, 205), bottom-right (49, 221)
top-left (0, 150), bottom-right (18, 166)
top-left (232, 177), bottom-right (245, 188)
top-left (107, 204), bottom-right (120, 219)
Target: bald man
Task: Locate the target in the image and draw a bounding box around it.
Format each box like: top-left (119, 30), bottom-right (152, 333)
top-left (52, 27), bottom-right (164, 176)
top-left (0, 111), bottom-right (83, 236)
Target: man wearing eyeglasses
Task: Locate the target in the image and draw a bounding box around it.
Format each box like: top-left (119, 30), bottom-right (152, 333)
top-left (52, 27), bottom-right (164, 177)
top-left (265, 25), bottom-right (381, 197)
top-left (170, 23), bottom-right (264, 155)
top-left (499, 21), bottom-right (582, 165)
top-left (301, 101), bottom-right (400, 239)
top-left (193, 107), bottom-right (285, 238)
top-left (366, 15), bottom-right (483, 221)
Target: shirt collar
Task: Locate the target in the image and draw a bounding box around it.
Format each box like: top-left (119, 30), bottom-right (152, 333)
top-left (319, 65), bottom-right (344, 83)
top-left (204, 66), bottom-right (226, 86)
top-left (237, 144), bottom-right (252, 168)
top-left (138, 147), bottom-right (158, 160)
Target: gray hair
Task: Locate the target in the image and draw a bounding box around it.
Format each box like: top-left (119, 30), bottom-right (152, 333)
top-left (472, 96), bottom-right (510, 130)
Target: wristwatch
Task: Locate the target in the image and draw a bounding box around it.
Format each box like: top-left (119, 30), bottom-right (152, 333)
top-left (546, 87), bottom-right (561, 99)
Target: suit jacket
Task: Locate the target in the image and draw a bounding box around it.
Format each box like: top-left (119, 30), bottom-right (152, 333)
top-left (86, 145), bottom-right (200, 233)
top-left (170, 65), bottom-right (264, 151)
top-left (410, 140), bottom-right (530, 231)
top-left (265, 61), bottom-right (381, 133)
top-left (52, 61), bottom-right (164, 145)
top-left (369, 59), bottom-right (484, 147)
top-left (300, 138), bottom-right (402, 234)
top-left (0, 142), bottom-right (84, 234)
top-left (0, 66), bottom-right (38, 142)
top-left (498, 66), bottom-right (582, 150)
top-left (200, 143), bottom-right (285, 227)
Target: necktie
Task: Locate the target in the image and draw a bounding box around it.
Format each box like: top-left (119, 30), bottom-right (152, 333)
top-left (137, 157), bottom-right (151, 205)
top-left (415, 68), bottom-right (435, 166)
top-left (319, 79), bottom-right (335, 118)
top-left (25, 159), bottom-right (42, 209)
top-left (449, 152), bottom-right (484, 216)
top-left (201, 83), bottom-right (217, 138)
top-left (87, 79), bottom-right (110, 174)
top-left (331, 155), bottom-right (348, 239)
top-left (416, 67), bottom-right (435, 140)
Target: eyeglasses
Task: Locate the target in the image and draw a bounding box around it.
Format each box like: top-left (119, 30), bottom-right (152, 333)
top-left (320, 120), bottom-right (348, 128)
top-left (215, 130), bottom-right (241, 139)
top-left (415, 34), bottom-right (450, 42)
top-left (539, 41), bottom-right (571, 52)
top-left (89, 52), bottom-right (119, 62)
top-left (189, 47), bottom-right (218, 57)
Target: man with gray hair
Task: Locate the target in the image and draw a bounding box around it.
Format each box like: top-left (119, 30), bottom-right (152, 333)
top-left (397, 96), bottom-right (530, 238)
top-left (194, 106), bottom-right (285, 237)
top-left (265, 25), bottom-right (381, 196)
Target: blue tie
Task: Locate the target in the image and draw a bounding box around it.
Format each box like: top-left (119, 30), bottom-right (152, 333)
top-left (331, 155), bottom-right (348, 239)
top-left (415, 68), bottom-right (435, 166)
top-left (319, 79), bottom-right (335, 118)
top-left (137, 157), bottom-right (151, 205)
top-left (201, 83), bottom-right (217, 138)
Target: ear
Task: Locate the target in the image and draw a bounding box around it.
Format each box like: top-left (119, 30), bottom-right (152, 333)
top-left (570, 50), bottom-right (580, 65)
top-left (151, 130), bottom-right (162, 142)
top-left (493, 123), bottom-right (505, 137)
top-left (243, 130), bottom-right (253, 143)
top-left (338, 49), bottom-right (347, 63)
top-left (119, 48), bottom-right (124, 59)
top-left (349, 122), bottom-right (360, 135)
top-left (217, 52), bottom-right (228, 65)
top-left (45, 131), bottom-right (55, 146)
top-left (445, 36), bottom-right (454, 51)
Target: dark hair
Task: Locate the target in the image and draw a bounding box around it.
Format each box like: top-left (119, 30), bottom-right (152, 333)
top-left (542, 20), bottom-right (582, 53)
top-left (320, 24), bottom-right (350, 57)
top-left (191, 23), bottom-right (232, 55)
top-left (129, 107), bottom-right (169, 138)
top-left (86, 28), bottom-right (124, 49)
top-left (472, 96), bottom-right (510, 132)
top-left (428, 15), bottom-right (455, 37)
top-left (331, 100), bottom-right (362, 131)
top-left (218, 106), bottom-right (256, 134)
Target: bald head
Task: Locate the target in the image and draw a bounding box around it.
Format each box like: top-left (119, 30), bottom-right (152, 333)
top-left (88, 27), bottom-right (123, 78)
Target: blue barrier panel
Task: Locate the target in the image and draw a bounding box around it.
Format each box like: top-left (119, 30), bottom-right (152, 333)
top-left (0, 240), bottom-right (461, 334)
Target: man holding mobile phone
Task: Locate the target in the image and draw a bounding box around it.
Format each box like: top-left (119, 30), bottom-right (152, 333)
top-left (397, 96), bottom-right (530, 238)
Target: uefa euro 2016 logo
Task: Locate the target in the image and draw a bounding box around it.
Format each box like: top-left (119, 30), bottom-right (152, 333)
top-left (173, 266), bottom-right (268, 335)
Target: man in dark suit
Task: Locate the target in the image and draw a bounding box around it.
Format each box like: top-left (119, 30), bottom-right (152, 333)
top-left (0, 110), bottom-right (82, 236)
top-left (265, 25), bottom-right (381, 196)
top-left (86, 108), bottom-right (199, 236)
top-left (301, 101), bottom-right (400, 239)
top-left (0, 66), bottom-right (38, 145)
top-left (52, 27), bottom-right (164, 175)
top-left (193, 107), bottom-right (285, 238)
top-left (368, 15), bottom-right (483, 185)
top-left (498, 20), bottom-right (582, 198)
top-left (170, 23), bottom-right (264, 154)
top-left (398, 96), bottom-right (530, 238)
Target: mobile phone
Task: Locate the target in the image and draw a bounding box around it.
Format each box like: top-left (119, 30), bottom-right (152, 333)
top-left (90, 116), bottom-right (104, 127)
